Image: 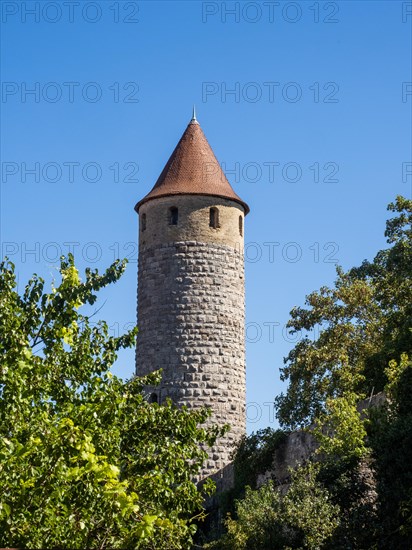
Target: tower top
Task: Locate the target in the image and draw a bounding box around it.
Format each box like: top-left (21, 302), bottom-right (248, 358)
top-left (134, 117), bottom-right (249, 214)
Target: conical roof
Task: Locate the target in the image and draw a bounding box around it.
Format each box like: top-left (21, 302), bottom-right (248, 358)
top-left (134, 118), bottom-right (249, 214)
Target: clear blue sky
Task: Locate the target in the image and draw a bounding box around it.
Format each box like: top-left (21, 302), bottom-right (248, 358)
top-left (1, 0), bottom-right (411, 432)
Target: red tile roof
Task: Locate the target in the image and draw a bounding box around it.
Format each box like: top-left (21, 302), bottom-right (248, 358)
top-left (134, 119), bottom-right (249, 214)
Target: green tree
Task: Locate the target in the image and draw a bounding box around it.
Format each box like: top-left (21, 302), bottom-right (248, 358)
top-left (210, 463), bottom-right (339, 550)
top-left (274, 196), bottom-right (412, 548)
top-left (313, 391), bottom-right (369, 461)
top-left (276, 196), bottom-right (412, 429)
top-left (0, 255), bottom-right (223, 549)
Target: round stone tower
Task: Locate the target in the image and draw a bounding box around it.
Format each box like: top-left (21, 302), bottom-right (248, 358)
top-left (134, 112), bottom-right (249, 478)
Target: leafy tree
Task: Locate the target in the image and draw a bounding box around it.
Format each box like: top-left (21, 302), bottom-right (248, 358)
top-left (209, 463), bottom-right (339, 550)
top-left (313, 391), bottom-right (369, 462)
top-left (276, 196), bottom-right (412, 429)
top-left (273, 196), bottom-right (412, 548)
top-left (0, 255), bottom-right (222, 549)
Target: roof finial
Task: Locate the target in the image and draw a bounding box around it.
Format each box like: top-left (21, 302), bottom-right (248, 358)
top-left (191, 104), bottom-right (197, 122)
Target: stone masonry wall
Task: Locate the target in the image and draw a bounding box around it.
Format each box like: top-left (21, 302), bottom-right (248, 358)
top-left (256, 393), bottom-right (386, 492)
top-left (136, 195), bottom-right (246, 478)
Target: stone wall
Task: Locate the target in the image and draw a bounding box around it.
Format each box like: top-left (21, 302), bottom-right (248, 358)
top-left (136, 195), bottom-right (246, 478)
top-left (257, 431), bottom-right (318, 491)
top-left (257, 393), bottom-right (386, 491)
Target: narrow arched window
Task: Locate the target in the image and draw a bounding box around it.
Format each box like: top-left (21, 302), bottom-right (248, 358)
top-left (141, 213), bottom-right (146, 231)
top-left (169, 207), bottom-right (178, 225)
top-left (209, 207), bottom-right (219, 229)
top-left (150, 392), bottom-right (158, 404)
top-left (239, 215), bottom-right (243, 236)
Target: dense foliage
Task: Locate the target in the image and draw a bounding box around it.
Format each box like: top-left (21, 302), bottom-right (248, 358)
top-left (0, 255), bottom-right (223, 549)
top-left (209, 463), bottom-right (339, 550)
top-left (276, 196), bottom-right (412, 430)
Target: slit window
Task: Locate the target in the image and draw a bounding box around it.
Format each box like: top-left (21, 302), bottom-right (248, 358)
top-left (169, 207), bottom-right (178, 225)
top-left (209, 207), bottom-right (219, 229)
top-left (239, 215), bottom-right (243, 236)
top-left (141, 213), bottom-right (146, 231)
